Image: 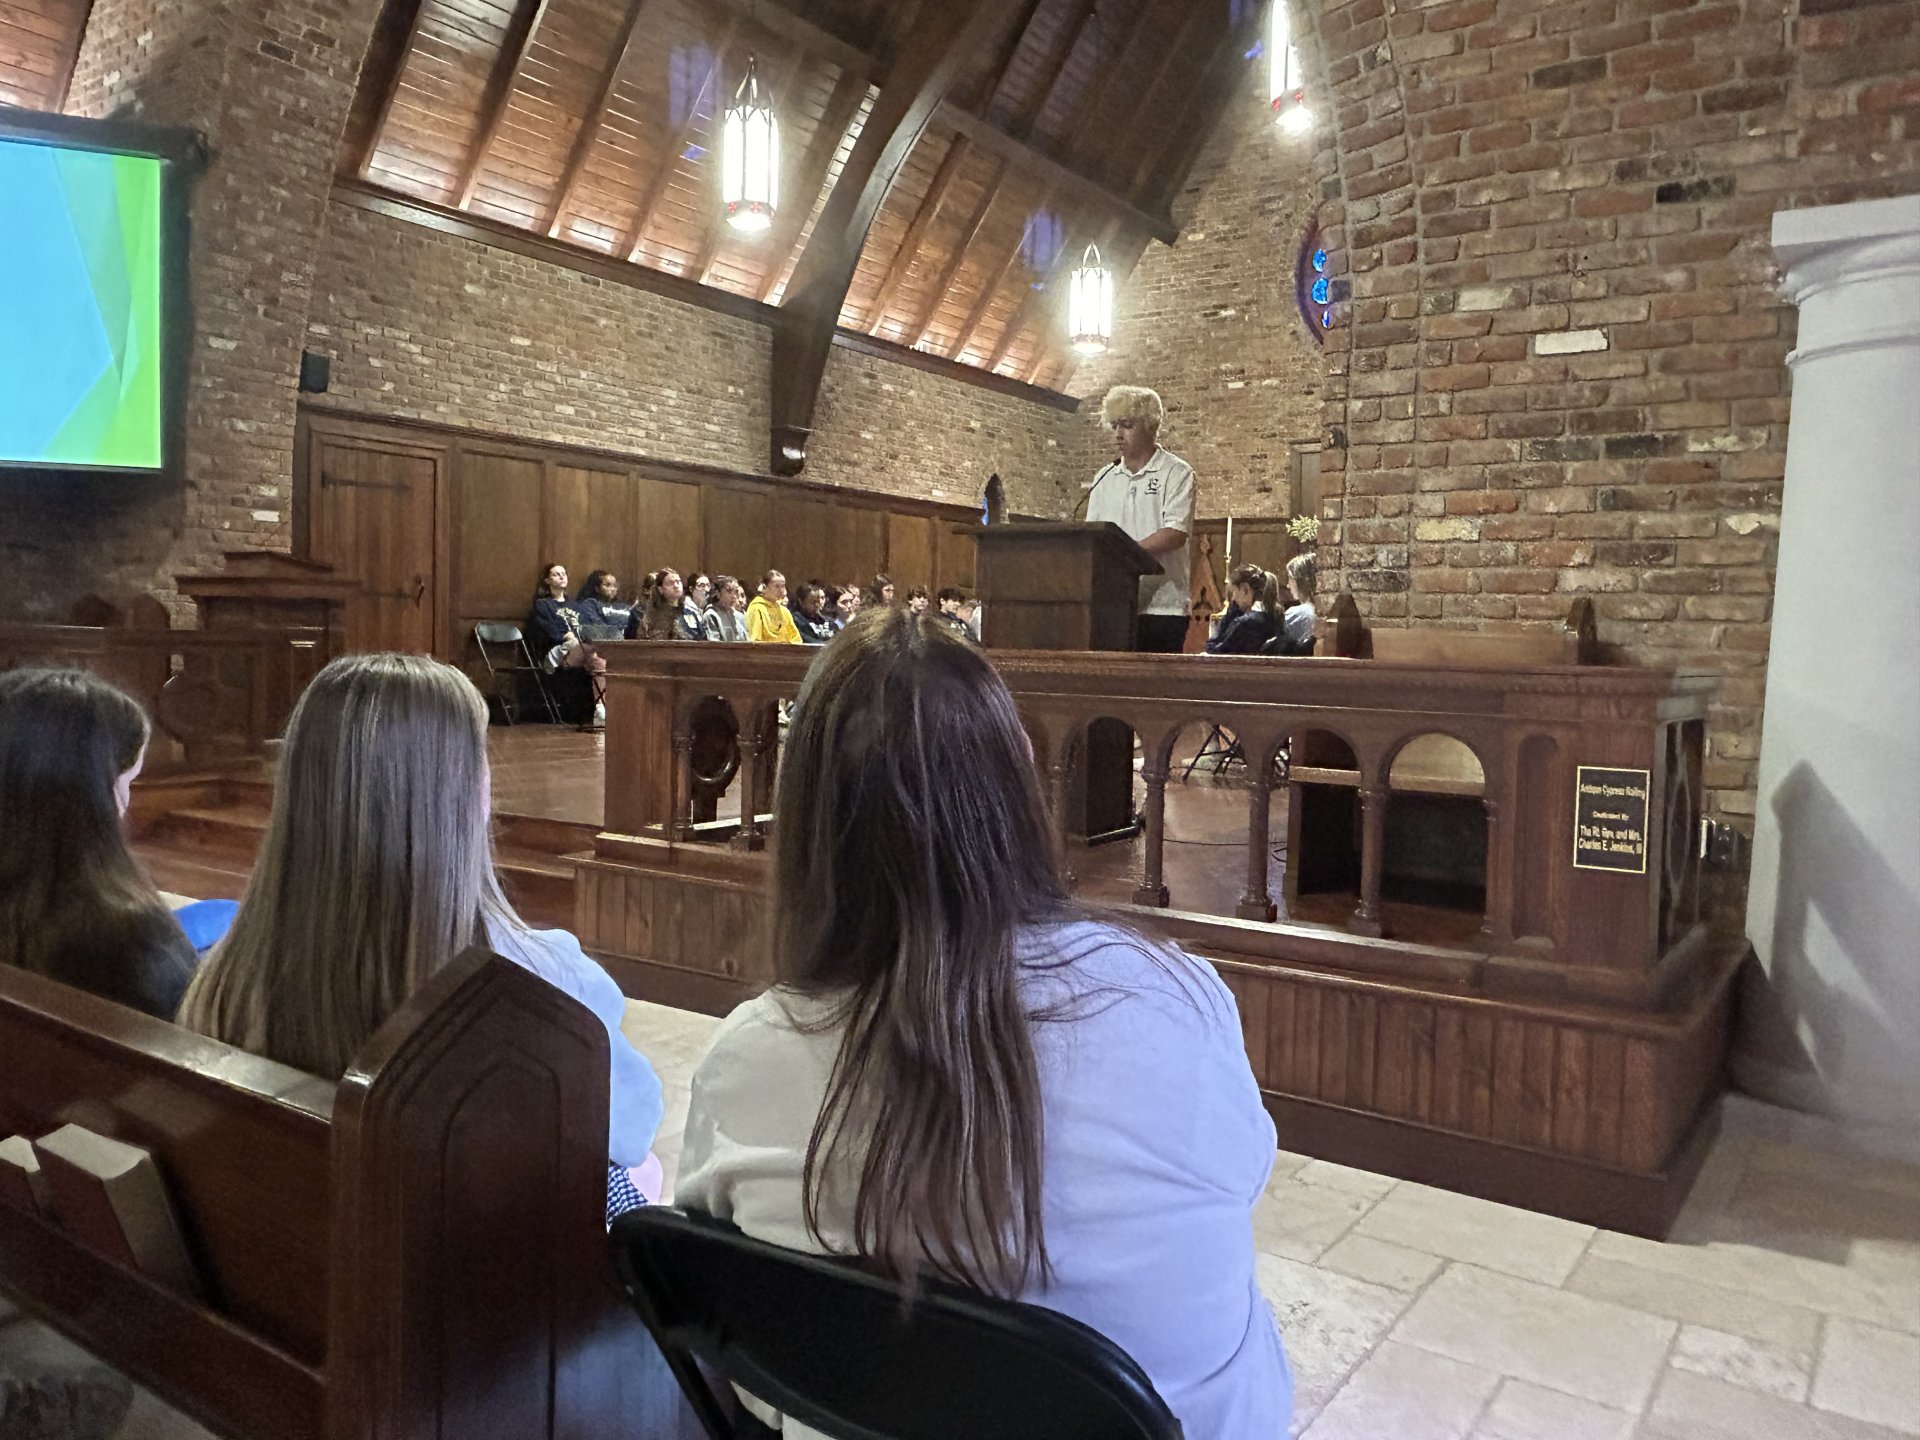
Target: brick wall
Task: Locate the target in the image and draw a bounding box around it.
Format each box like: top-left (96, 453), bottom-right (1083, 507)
top-left (1063, 61), bottom-right (1329, 521)
top-left (307, 200), bottom-right (1083, 518)
top-left (32, 0), bottom-right (387, 621)
top-left (1294, 0), bottom-right (1920, 822)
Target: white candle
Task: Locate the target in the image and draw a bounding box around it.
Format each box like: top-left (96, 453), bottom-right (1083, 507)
top-left (1225, 516), bottom-right (1234, 558)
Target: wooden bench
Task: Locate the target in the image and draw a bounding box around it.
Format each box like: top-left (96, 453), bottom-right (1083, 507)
top-left (0, 951), bottom-right (691, 1440)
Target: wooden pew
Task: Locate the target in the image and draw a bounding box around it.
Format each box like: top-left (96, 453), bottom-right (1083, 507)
top-left (0, 951), bottom-right (686, 1440)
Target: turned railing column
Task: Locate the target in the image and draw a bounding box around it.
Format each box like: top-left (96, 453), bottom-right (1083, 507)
top-left (1048, 737), bottom-right (1078, 888)
top-left (1236, 738), bottom-right (1279, 922)
top-left (669, 724), bottom-right (695, 841)
top-left (731, 707), bottom-right (770, 852)
top-left (1133, 755), bottom-right (1170, 908)
top-left (1351, 785), bottom-right (1388, 938)
top-left (1480, 796), bottom-right (1507, 947)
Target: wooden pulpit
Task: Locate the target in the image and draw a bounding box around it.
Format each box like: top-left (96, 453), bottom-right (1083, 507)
top-left (975, 522), bottom-right (1162, 842)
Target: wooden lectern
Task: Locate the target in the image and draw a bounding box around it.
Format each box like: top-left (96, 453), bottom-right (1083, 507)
top-left (974, 522), bottom-right (1162, 842)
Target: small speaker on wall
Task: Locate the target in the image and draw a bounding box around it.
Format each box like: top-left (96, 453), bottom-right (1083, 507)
top-left (298, 350), bottom-right (331, 394)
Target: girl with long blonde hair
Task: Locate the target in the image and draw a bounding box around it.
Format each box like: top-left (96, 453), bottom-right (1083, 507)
top-left (676, 611), bottom-right (1290, 1437)
top-left (179, 653), bottom-right (661, 1176)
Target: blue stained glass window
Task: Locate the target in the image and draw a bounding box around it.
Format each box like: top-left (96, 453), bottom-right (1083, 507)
top-left (1321, 308), bottom-right (1333, 328)
top-left (1311, 276), bottom-right (1330, 305)
top-left (1312, 248), bottom-right (1328, 273)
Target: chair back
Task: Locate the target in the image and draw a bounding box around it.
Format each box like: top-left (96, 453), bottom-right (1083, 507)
top-left (475, 621), bottom-right (525, 646)
top-left (611, 1207), bottom-right (1183, 1440)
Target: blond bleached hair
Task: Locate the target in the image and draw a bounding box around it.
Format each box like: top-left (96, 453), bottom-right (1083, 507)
top-left (178, 653), bottom-right (523, 1078)
top-left (1099, 385), bottom-right (1164, 431)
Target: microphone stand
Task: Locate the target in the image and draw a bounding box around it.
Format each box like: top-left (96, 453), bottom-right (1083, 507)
top-left (1075, 459), bottom-right (1121, 521)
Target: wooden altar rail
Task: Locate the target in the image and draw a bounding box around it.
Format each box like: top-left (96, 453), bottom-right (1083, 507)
top-left (0, 621), bottom-right (327, 772)
top-left (586, 642), bottom-right (1741, 1236)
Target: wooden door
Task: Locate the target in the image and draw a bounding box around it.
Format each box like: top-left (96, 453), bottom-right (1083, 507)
top-left (308, 436), bottom-right (440, 655)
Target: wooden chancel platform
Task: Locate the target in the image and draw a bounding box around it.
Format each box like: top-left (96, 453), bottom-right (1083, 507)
top-left (579, 642), bottom-right (1742, 1240)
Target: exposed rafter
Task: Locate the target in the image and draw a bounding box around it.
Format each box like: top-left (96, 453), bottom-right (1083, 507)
top-left (946, 185), bottom-right (1050, 365)
top-left (541, 0), bottom-right (653, 237)
top-left (345, 0), bottom-right (431, 180)
top-left (1061, 0), bottom-right (1167, 188)
top-left (937, 102), bottom-right (1175, 245)
top-left (708, 0), bottom-right (871, 79)
top-left (455, 0), bottom-right (554, 210)
top-left (755, 64), bottom-right (871, 303)
top-left (864, 132), bottom-right (971, 333)
top-left (1103, 0), bottom-right (1217, 200)
top-left (1138, 4), bottom-right (1263, 212)
top-left (1013, 0), bottom-right (1098, 133)
top-left (904, 158), bottom-right (1006, 347)
top-left (770, 0), bottom-right (1031, 474)
top-left (619, 18), bottom-right (739, 263)
top-left (987, 210), bottom-right (1109, 374)
top-left (971, 0), bottom-right (1048, 110)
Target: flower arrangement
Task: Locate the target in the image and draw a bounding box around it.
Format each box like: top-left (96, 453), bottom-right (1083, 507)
top-left (1286, 514), bottom-right (1320, 545)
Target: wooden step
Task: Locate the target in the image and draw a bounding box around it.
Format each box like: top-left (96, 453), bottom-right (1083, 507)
top-left (145, 806), bottom-right (269, 861)
top-left (495, 847), bottom-right (581, 931)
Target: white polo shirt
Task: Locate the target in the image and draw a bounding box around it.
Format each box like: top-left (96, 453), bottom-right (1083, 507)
top-left (1085, 447), bottom-right (1196, 618)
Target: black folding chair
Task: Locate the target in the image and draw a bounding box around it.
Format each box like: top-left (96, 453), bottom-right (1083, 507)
top-left (473, 621), bottom-right (559, 725)
top-left (611, 1207), bottom-right (1184, 1440)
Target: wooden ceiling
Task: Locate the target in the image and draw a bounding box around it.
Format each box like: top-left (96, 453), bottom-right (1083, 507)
top-left (0, 0), bottom-right (89, 111)
top-left (345, 0), bottom-right (1259, 392)
top-left (3, 0), bottom-right (1258, 462)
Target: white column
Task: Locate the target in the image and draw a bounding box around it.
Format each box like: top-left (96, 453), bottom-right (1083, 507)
top-left (1737, 195), bottom-right (1920, 1145)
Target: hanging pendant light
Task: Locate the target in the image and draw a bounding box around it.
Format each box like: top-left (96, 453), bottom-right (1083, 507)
top-left (721, 56), bottom-right (778, 233)
top-left (1067, 243), bottom-right (1113, 356)
top-left (1271, 1), bottom-right (1312, 134)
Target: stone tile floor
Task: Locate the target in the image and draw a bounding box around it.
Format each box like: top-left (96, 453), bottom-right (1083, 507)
top-left (11, 996), bottom-right (1918, 1439)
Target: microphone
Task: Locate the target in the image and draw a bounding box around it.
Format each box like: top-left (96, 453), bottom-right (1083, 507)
top-left (1075, 459), bottom-right (1121, 521)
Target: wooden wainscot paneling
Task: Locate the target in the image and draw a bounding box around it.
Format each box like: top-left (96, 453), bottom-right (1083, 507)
top-left (296, 406), bottom-right (995, 665)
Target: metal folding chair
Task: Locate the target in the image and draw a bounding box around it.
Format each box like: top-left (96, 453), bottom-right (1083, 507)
top-left (473, 622), bottom-right (559, 725)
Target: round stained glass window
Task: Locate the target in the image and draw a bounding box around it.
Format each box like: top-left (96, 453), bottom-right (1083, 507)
top-left (1295, 217), bottom-right (1336, 346)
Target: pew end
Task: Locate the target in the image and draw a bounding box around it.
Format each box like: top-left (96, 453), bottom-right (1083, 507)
top-left (1323, 593), bottom-right (1600, 666)
top-left (0, 950), bottom-right (656, 1440)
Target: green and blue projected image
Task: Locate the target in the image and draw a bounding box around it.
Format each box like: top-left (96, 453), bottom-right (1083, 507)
top-left (0, 136), bottom-right (165, 469)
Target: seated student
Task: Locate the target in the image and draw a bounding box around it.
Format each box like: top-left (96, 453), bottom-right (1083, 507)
top-left (790, 582), bottom-right (836, 645)
top-left (745, 570), bottom-right (803, 645)
top-left (527, 561), bottom-right (607, 726)
top-left (1281, 552), bottom-right (1317, 655)
top-left (681, 574), bottom-right (713, 641)
top-left (934, 586), bottom-right (971, 637)
top-left (704, 576), bottom-right (749, 642)
top-left (577, 570), bottom-right (634, 638)
top-left (1206, 564), bottom-right (1284, 656)
top-left (178, 653), bottom-right (664, 1216)
top-left (903, 585), bottom-right (931, 617)
top-left (0, 668), bottom-right (199, 1018)
top-left (677, 612), bottom-right (1291, 1440)
top-left (833, 584), bottom-right (863, 631)
top-left (863, 574), bottom-right (895, 611)
top-left (628, 568), bottom-right (693, 641)
top-left (959, 596), bottom-right (983, 643)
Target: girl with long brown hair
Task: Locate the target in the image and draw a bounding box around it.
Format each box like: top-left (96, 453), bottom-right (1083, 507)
top-left (676, 611), bottom-right (1290, 1437)
top-left (1206, 563), bottom-right (1284, 656)
top-left (179, 653), bottom-right (662, 1180)
top-left (0, 667), bottom-right (197, 1017)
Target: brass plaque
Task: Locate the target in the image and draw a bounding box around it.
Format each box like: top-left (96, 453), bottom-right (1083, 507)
top-left (1573, 766), bottom-right (1650, 874)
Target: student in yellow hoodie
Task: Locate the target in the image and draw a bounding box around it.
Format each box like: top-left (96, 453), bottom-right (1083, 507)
top-left (746, 570), bottom-right (803, 644)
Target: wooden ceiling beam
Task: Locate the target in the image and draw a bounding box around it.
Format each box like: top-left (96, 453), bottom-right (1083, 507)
top-left (1058, 0), bottom-right (1167, 190)
top-left (903, 159), bottom-right (1006, 348)
top-left (863, 132), bottom-right (970, 334)
top-left (542, 0), bottom-right (653, 238)
top-left (1103, 0), bottom-right (1221, 201)
top-left (340, 0), bottom-right (429, 180)
top-left (769, 0), bottom-right (1030, 475)
top-left (706, 0), bottom-right (872, 80)
top-left (1009, 0), bottom-right (1097, 135)
top-left (936, 101), bottom-right (1175, 245)
top-left (618, 18), bottom-right (738, 263)
top-left (454, 0), bottom-right (553, 210)
top-left (987, 210), bottom-right (1112, 374)
top-left (753, 63), bottom-right (871, 303)
top-left (970, 0), bottom-right (1048, 111)
top-left (1137, 6), bottom-right (1263, 213)
top-left (946, 183), bottom-right (1052, 365)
